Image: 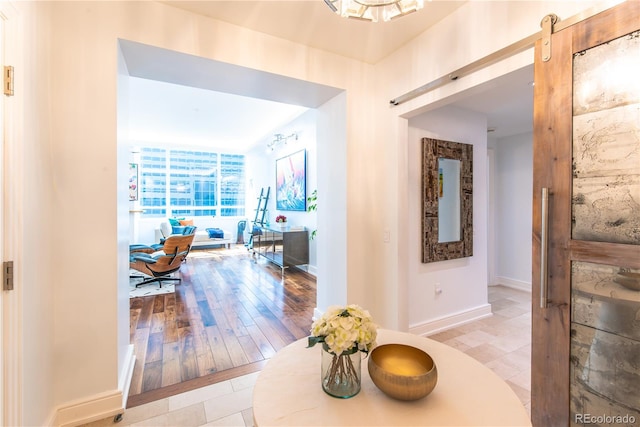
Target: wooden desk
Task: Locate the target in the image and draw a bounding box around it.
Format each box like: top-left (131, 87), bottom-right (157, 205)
top-left (253, 329), bottom-right (531, 426)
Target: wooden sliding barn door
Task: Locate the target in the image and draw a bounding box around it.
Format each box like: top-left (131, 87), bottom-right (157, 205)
top-left (532, 1), bottom-right (640, 425)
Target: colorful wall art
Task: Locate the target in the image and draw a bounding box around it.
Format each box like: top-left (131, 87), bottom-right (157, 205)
top-left (276, 149), bottom-right (306, 211)
top-left (129, 163), bottom-right (138, 201)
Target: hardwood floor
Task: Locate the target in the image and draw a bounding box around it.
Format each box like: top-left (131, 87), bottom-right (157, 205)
top-left (84, 285), bottom-right (531, 427)
top-left (127, 245), bottom-right (316, 408)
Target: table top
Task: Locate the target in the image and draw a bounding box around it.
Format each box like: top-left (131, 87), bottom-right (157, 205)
top-left (252, 329), bottom-right (531, 426)
top-left (260, 225), bottom-right (307, 233)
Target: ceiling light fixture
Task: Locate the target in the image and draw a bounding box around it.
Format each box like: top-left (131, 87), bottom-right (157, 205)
top-left (324, 0), bottom-right (424, 22)
top-left (267, 132), bottom-right (298, 151)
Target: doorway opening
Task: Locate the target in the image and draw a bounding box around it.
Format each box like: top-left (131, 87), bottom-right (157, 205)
top-left (117, 39), bottom-right (346, 406)
top-left (402, 64), bottom-right (535, 412)
top-left (408, 64), bottom-right (534, 314)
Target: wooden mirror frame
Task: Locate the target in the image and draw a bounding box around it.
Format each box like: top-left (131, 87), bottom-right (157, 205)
top-left (421, 137), bottom-right (473, 263)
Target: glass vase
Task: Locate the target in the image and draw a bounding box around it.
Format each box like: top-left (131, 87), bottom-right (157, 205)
top-left (321, 343), bottom-right (361, 398)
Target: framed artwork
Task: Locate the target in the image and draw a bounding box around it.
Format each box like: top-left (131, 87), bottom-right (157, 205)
top-left (276, 149), bottom-right (306, 211)
top-left (129, 163), bottom-right (138, 201)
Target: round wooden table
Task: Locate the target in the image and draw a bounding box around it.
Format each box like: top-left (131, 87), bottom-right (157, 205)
top-left (253, 329), bottom-right (531, 426)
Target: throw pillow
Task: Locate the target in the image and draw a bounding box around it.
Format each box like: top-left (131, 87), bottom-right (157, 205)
top-left (168, 217), bottom-right (184, 227)
top-left (206, 228), bottom-right (224, 239)
top-left (179, 219), bottom-right (194, 226)
top-left (171, 226), bottom-right (187, 235)
top-left (182, 225), bottom-right (196, 235)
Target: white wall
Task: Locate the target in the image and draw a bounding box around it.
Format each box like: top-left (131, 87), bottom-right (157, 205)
top-left (246, 109), bottom-right (318, 271)
top-left (407, 106), bottom-right (491, 334)
top-left (494, 132), bottom-right (533, 291)
top-left (316, 92), bottom-right (348, 312)
top-left (375, 0), bottom-right (612, 334)
top-left (14, 0), bottom-right (615, 424)
top-left (17, 2), bottom-right (56, 425)
top-left (21, 2), bottom-right (360, 424)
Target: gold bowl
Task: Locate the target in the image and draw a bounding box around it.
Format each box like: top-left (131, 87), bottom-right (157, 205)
top-left (367, 343), bottom-right (437, 401)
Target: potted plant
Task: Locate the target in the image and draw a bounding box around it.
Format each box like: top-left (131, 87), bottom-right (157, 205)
top-left (307, 189), bottom-right (317, 240)
top-left (275, 214), bottom-right (287, 229)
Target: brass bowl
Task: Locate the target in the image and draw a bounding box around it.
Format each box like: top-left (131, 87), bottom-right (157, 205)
top-left (368, 343), bottom-right (437, 401)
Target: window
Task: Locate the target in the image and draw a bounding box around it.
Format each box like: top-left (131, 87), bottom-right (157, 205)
top-left (220, 154), bottom-right (245, 216)
top-left (139, 147), bottom-right (245, 217)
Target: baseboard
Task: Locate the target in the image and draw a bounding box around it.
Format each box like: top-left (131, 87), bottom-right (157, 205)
top-left (54, 390), bottom-right (123, 427)
top-left (291, 264), bottom-right (317, 277)
top-left (53, 346), bottom-right (135, 427)
top-left (494, 276), bottom-right (531, 292)
top-left (306, 264), bottom-right (317, 277)
top-left (45, 409), bottom-right (57, 427)
top-left (120, 344), bottom-right (136, 407)
top-left (409, 304), bottom-right (493, 337)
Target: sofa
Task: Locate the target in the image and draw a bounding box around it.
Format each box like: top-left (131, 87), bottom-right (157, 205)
top-left (156, 218), bottom-right (233, 249)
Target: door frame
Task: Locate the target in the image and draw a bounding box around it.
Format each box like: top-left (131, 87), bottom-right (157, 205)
top-left (0, 2), bottom-right (22, 426)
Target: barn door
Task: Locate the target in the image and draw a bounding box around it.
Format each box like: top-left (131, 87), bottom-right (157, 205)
top-left (532, 1), bottom-right (640, 425)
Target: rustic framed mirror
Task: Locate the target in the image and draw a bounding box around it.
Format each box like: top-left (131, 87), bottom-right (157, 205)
top-left (421, 137), bottom-right (473, 263)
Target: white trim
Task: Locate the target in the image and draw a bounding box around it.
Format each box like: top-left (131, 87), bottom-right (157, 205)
top-left (487, 147), bottom-right (496, 288)
top-left (1, 2), bottom-right (22, 426)
top-left (54, 390), bottom-right (124, 427)
top-left (494, 276), bottom-right (531, 293)
top-left (119, 344), bottom-right (136, 409)
top-left (409, 304), bottom-right (493, 337)
top-left (306, 265), bottom-right (317, 276)
top-left (51, 346), bottom-right (134, 427)
top-left (44, 409), bottom-right (56, 427)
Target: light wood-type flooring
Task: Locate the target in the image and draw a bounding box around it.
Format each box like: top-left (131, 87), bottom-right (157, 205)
top-left (127, 245), bottom-right (316, 409)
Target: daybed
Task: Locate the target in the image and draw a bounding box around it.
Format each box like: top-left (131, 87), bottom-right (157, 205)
top-left (156, 218), bottom-right (233, 249)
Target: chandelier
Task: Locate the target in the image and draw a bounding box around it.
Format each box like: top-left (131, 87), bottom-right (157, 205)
top-left (323, 0), bottom-right (424, 22)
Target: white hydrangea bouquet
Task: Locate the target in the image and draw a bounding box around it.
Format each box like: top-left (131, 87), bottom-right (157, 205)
top-left (308, 304), bottom-right (378, 354)
top-left (307, 304), bottom-right (377, 397)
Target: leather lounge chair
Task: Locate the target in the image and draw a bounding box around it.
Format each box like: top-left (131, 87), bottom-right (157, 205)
top-left (129, 233), bottom-right (195, 288)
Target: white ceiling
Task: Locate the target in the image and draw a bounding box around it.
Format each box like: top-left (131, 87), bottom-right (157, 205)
top-left (121, 39), bottom-right (343, 152)
top-left (446, 64), bottom-right (534, 140)
top-left (124, 1), bottom-right (533, 151)
top-left (162, 0), bottom-right (467, 64)
top-left (127, 77), bottom-right (310, 151)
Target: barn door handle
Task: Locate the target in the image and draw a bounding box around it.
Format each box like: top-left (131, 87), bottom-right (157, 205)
top-left (540, 187), bottom-right (550, 309)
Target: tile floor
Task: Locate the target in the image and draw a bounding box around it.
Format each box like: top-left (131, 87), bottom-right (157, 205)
top-left (84, 285), bottom-right (531, 426)
top-left (429, 285), bottom-right (532, 416)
